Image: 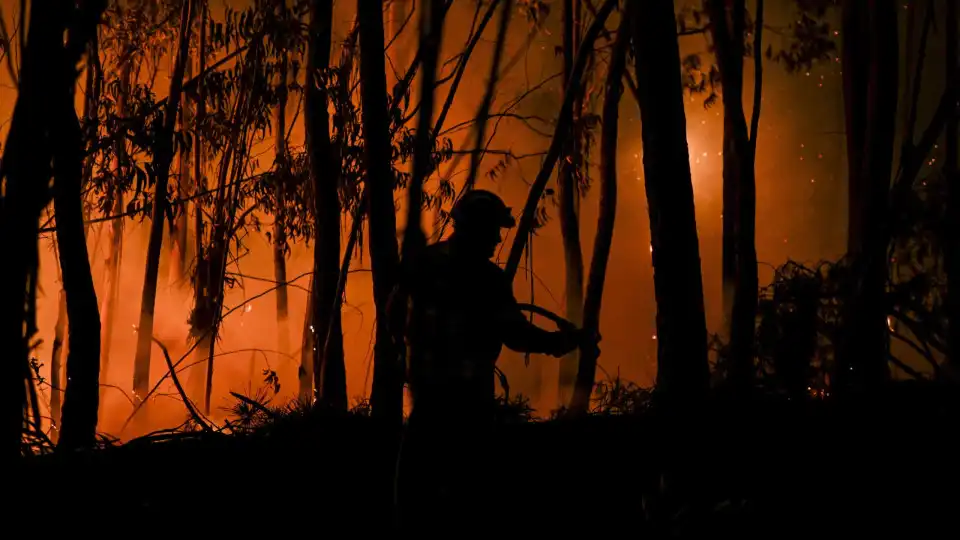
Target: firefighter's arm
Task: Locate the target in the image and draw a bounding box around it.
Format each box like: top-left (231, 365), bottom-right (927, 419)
top-left (498, 286), bottom-right (579, 357)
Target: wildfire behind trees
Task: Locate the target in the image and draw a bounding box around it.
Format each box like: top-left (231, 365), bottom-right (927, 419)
top-left (3, 0), bottom-right (960, 534)
top-left (0, 0), bottom-right (954, 463)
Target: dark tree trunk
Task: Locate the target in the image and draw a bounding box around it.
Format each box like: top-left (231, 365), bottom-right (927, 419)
top-left (358, 0), bottom-right (403, 422)
top-left (52, 31), bottom-right (101, 437)
top-left (632, 0), bottom-right (710, 406)
top-left (132, 0), bottom-right (194, 401)
top-left (558, 0), bottom-right (585, 405)
top-left (299, 276), bottom-right (316, 402)
top-left (189, 0), bottom-right (208, 407)
top-left (49, 287), bottom-right (67, 435)
top-left (186, 0), bottom-right (209, 410)
top-left (0, 0), bottom-right (103, 457)
top-left (0, 3), bottom-right (58, 460)
top-left (708, 0), bottom-right (760, 390)
top-left (307, 0), bottom-right (346, 409)
top-left (398, 0), bottom-right (446, 356)
top-left (274, 49), bottom-right (291, 358)
top-left (53, 45), bottom-right (102, 449)
top-left (569, 8), bottom-right (628, 415)
top-left (837, 0), bottom-right (898, 391)
top-left (172, 57), bottom-right (193, 287)
top-left (945, 0), bottom-right (960, 372)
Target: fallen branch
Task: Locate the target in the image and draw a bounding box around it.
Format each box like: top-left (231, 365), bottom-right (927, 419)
top-left (120, 271), bottom-right (314, 431)
top-left (152, 336), bottom-right (212, 432)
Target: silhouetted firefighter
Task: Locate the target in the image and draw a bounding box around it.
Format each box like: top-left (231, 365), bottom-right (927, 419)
top-left (392, 189), bottom-right (598, 531)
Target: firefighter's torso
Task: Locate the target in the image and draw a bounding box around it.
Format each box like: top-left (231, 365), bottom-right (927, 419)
top-left (406, 241), bottom-right (507, 403)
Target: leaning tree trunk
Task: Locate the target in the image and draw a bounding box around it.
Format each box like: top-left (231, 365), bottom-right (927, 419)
top-left (505, 0), bottom-right (617, 282)
top-left (132, 0), bottom-right (194, 402)
top-left (306, 0), bottom-right (346, 409)
top-left (50, 32), bottom-right (101, 437)
top-left (273, 49), bottom-right (291, 358)
top-left (557, 0), bottom-right (585, 405)
top-left (945, 0), bottom-right (960, 372)
top-left (52, 44), bottom-right (102, 451)
top-left (358, 0), bottom-right (403, 422)
top-left (837, 0), bottom-right (898, 392)
top-left (399, 0), bottom-right (445, 314)
top-left (708, 0), bottom-right (760, 390)
top-left (569, 8), bottom-right (628, 415)
top-left (632, 0), bottom-right (710, 406)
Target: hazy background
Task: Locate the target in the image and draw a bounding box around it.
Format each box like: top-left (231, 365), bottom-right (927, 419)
top-left (0, 0), bottom-right (867, 435)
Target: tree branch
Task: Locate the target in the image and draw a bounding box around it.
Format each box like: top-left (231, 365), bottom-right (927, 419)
top-left (505, 0), bottom-right (617, 281)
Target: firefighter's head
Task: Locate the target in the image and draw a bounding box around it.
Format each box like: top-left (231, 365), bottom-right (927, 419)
top-left (450, 189), bottom-right (515, 259)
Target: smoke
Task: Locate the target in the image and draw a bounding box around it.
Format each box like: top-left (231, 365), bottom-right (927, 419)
top-left (9, 0), bottom-right (849, 436)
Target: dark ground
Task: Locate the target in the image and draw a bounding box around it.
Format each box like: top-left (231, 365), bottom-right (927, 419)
top-left (12, 381), bottom-right (960, 536)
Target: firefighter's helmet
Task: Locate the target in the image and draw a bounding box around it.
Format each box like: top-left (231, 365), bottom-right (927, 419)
top-left (450, 189), bottom-right (516, 229)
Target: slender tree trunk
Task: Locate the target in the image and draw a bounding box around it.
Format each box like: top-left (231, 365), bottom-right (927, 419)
top-left (132, 0), bottom-right (194, 401)
top-left (837, 0), bottom-right (898, 391)
top-left (300, 275), bottom-right (316, 402)
top-left (711, 0), bottom-right (745, 364)
top-left (51, 38), bottom-right (100, 432)
top-left (172, 58), bottom-right (193, 288)
top-left (945, 0), bottom-right (960, 372)
top-left (274, 49), bottom-right (291, 358)
top-left (359, 0), bottom-right (403, 422)
top-left (632, 0), bottom-right (710, 406)
top-left (732, 0), bottom-right (762, 391)
top-left (200, 232), bottom-right (228, 414)
top-left (199, 85), bottom-right (258, 413)
top-left (100, 60), bottom-right (131, 404)
top-left (53, 11), bottom-right (105, 452)
top-left (307, 0), bottom-right (346, 409)
top-left (558, 0), bottom-right (585, 407)
top-left (49, 278), bottom-right (67, 436)
top-left (505, 0), bottom-right (617, 282)
top-left (399, 0), bottom-right (445, 364)
top-left (190, 0), bottom-right (208, 405)
top-left (53, 57), bottom-right (102, 450)
top-left (708, 0), bottom-right (759, 390)
top-left (569, 9), bottom-right (627, 415)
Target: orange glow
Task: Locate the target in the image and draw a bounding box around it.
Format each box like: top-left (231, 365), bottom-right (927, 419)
top-left (0, 1), bottom-right (856, 437)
